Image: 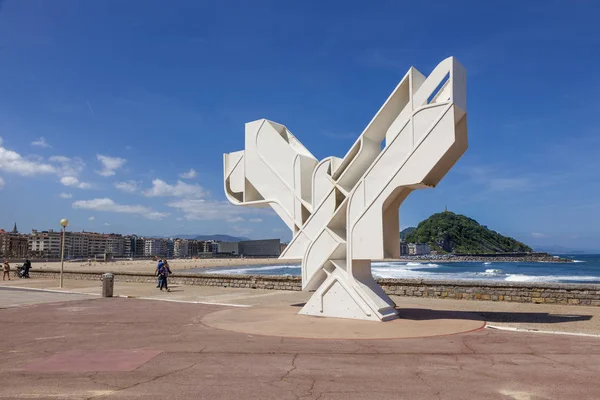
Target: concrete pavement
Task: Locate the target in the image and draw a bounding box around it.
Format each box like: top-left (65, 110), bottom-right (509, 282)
top-left (2, 278), bottom-right (599, 335)
top-left (0, 289), bottom-right (600, 399)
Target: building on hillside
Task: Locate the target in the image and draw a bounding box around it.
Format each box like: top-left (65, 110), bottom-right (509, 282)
top-left (29, 230), bottom-right (62, 258)
top-left (407, 243), bottom-right (431, 256)
top-left (144, 238), bottom-right (166, 256)
top-left (0, 230), bottom-right (29, 258)
top-left (219, 241), bottom-right (239, 256)
top-left (239, 239), bottom-right (280, 257)
top-left (174, 239), bottom-right (189, 258)
top-left (400, 240), bottom-right (408, 256)
top-left (106, 234), bottom-right (125, 257)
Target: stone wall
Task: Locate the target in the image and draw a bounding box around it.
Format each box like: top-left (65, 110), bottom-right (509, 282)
top-left (28, 270), bottom-right (600, 306)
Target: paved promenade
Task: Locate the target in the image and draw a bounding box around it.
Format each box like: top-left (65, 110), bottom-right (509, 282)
top-left (1, 279), bottom-right (600, 399)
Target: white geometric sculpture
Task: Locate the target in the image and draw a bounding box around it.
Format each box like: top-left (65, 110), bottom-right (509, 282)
top-left (224, 57), bottom-right (468, 321)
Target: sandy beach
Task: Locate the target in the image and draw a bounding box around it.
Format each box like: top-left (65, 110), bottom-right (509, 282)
top-left (30, 257), bottom-right (301, 274)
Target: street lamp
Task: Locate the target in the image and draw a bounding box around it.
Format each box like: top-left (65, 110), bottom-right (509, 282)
top-left (60, 218), bottom-right (69, 288)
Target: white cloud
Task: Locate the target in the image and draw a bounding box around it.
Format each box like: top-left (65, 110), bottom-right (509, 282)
top-left (0, 139), bottom-right (57, 176)
top-left (144, 179), bottom-right (205, 198)
top-left (31, 137), bottom-right (51, 148)
top-left (0, 139), bottom-right (86, 189)
top-left (227, 217), bottom-right (245, 223)
top-left (88, 216), bottom-right (95, 221)
top-left (531, 232), bottom-right (547, 238)
top-left (96, 154), bottom-right (126, 177)
top-left (59, 192), bottom-right (73, 199)
top-left (49, 155), bottom-right (85, 177)
top-left (104, 222), bottom-right (110, 226)
top-left (167, 198), bottom-right (267, 221)
top-left (249, 218), bottom-right (263, 223)
top-left (0, 177), bottom-right (4, 190)
top-left (115, 180), bottom-right (138, 193)
top-left (72, 198), bottom-right (169, 220)
top-left (60, 176), bottom-right (91, 189)
top-left (179, 168), bottom-right (197, 179)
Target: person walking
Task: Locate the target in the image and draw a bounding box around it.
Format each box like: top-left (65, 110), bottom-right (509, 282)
top-left (155, 259), bottom-right (164, 289)
top-left (22, 259), bottom-right (31, 278)
top-left (2, 260), bottom-right (10, 281)
top-left (159, 261), bottom-right (172, 292)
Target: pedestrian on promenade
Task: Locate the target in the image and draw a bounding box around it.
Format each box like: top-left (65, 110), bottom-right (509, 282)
top-left (3, 260), bottom-right (10, 281)
top-left (159, 260), bottom-right (172, 292)
top-left (155, 259), bottom-right (164, 288)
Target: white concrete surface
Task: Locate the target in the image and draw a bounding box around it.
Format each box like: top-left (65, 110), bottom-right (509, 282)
top-left (223, 57), bottom-right (468, 321)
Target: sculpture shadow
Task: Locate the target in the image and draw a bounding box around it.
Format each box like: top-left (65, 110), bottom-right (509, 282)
top-left (398, 308), bottom-right (593, 324)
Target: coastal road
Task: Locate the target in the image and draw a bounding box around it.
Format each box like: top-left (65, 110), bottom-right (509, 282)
top-left (1, 295), bottom-right (600, 399)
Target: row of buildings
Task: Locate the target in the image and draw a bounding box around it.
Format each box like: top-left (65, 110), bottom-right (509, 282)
top-left (0, 225), bottom-right (281, 260)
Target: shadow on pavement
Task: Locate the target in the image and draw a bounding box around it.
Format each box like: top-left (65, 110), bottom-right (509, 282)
top-left (398, 308), bottom-right (593, 324)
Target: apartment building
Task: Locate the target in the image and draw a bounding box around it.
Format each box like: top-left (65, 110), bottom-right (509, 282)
top-left (65, 232), bottom-right (90, 259)
top-left (106, 234), bottom-right (125, 257)
top-left (166, 239), bottom-right (174, 258)
top-left (29, 230), bottom-right (62, 258)
top-left (188, 240), bottom-right (199, 257)
top-left (124, 236), bottom-right (133, 257)
top-left (0, 230), bottom-right (29, 258)
top-left (174, 239), bottom-right (189, 258)
top-left (144, 238), bottom-right (166, 256)
top-left (88, 233), bottom-right (107, 257)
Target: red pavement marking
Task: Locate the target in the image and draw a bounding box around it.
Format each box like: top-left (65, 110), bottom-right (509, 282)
top-left (23, 349), bottom-right (162, 372)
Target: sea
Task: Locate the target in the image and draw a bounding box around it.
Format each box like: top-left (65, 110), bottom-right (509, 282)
top-left (186, 254), bottom-right (600, 284)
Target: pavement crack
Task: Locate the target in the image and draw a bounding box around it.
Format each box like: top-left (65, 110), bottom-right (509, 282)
top-left (281, 353), bottom-right (299, 382)
top-left (85, 359), bottom-right (201, 399)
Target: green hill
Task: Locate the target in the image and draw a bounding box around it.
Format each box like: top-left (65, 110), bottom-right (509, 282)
top-left (404, 211), bottom-right (532, 254)
top-left (400, 227), bottom-right (415, 240)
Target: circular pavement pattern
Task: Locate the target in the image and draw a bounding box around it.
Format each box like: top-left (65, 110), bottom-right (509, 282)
top-left (202, 304), bottom-right (486, 340)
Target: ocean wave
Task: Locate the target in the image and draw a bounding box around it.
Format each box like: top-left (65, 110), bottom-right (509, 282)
top-left (505, 274), bottom-right (600, 283)
top-left (478, 269), bottom-right (505, 276)
top-left (572, 260), bottom-right (585, 263)
top-left (483, 262), bottom-right (491, 265)
top-left (406, 262), bottom-right (422, 266)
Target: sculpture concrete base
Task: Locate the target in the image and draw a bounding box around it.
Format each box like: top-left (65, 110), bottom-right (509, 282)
top-left (202, 304), bottom-right (485, 339)
top-left (298, 261), bottom-right (398, 321)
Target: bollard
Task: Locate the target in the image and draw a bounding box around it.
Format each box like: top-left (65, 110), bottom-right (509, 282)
top-left (102, 273), bottom-right (114, 297)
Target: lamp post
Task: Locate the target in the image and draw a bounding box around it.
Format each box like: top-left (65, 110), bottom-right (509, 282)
top-left (59, 218), bottom-right (69, 288)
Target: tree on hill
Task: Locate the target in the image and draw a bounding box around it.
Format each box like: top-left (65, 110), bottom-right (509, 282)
top-left (399, 227), bottom-right (415, 240)
top-left (404, 211), bottom-right (532, 254)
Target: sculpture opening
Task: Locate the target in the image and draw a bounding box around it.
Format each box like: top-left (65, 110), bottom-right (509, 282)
top-left (223, 57), bottom-right (468, 321)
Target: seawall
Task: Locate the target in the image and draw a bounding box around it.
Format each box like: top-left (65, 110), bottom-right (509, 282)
top-left (27, 270), bottom-right (600, 307)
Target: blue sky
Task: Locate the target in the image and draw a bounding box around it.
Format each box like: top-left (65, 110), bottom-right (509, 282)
top-left (0, 0), bottom-right (599, 251)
